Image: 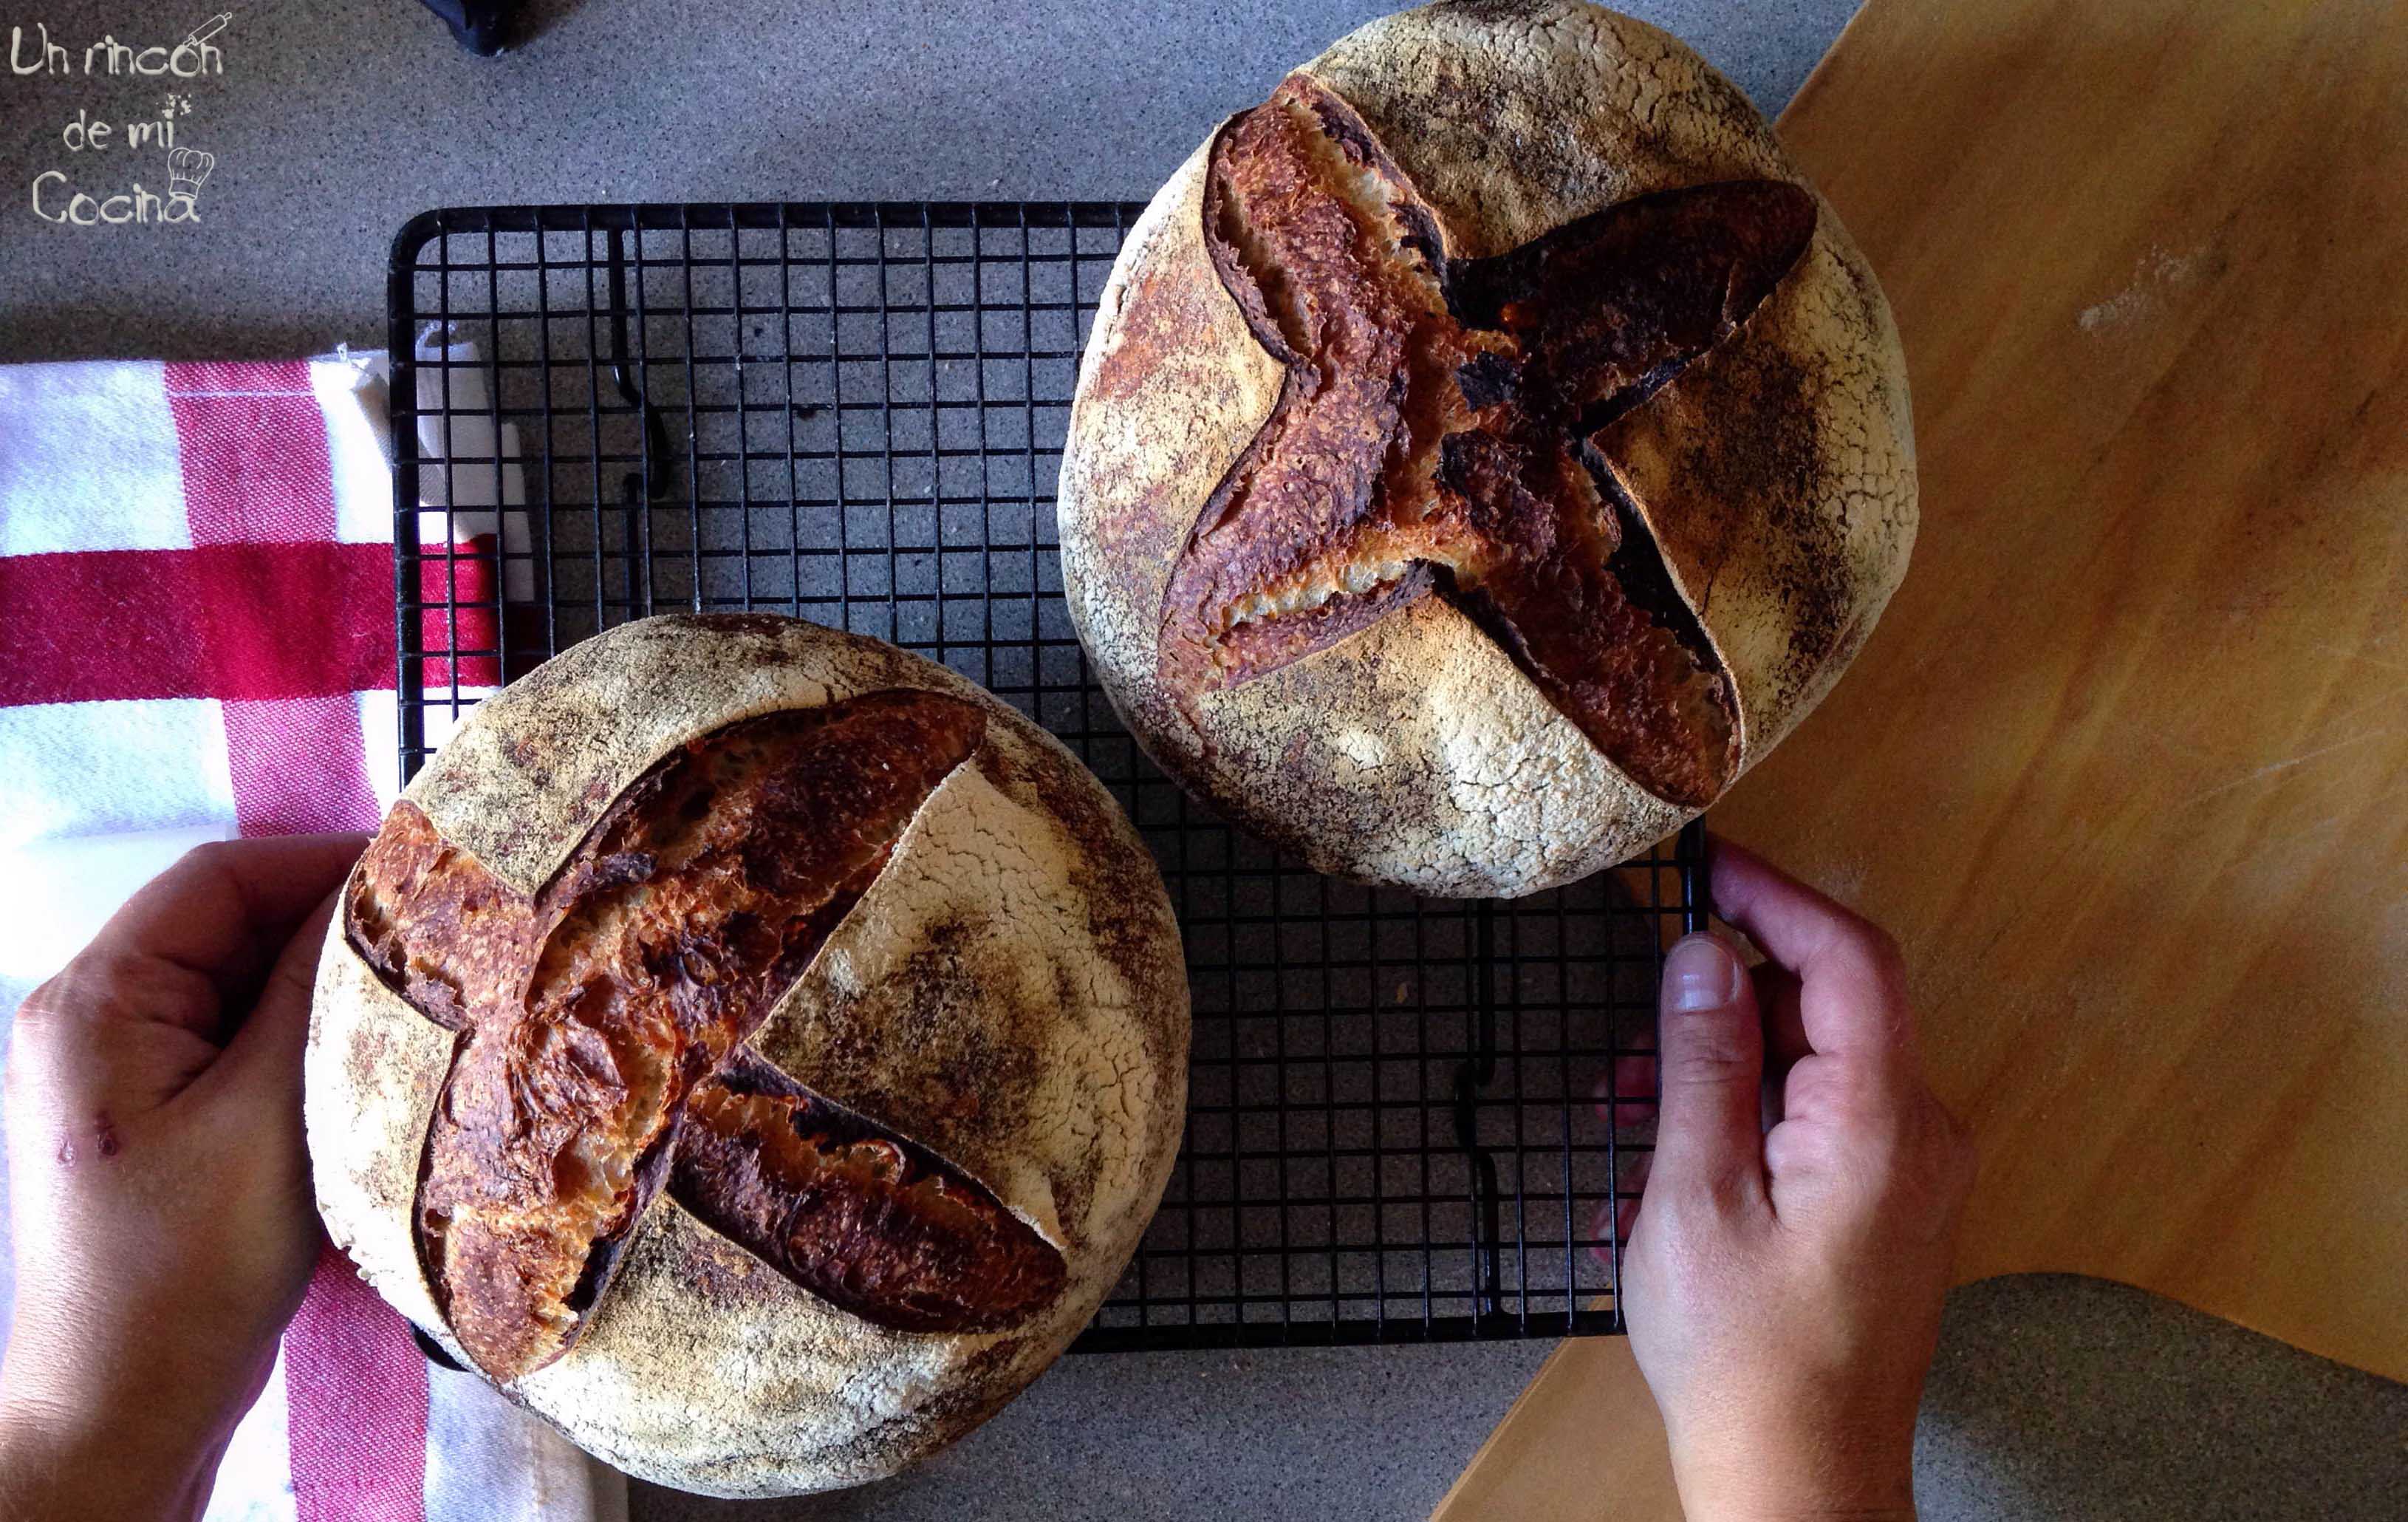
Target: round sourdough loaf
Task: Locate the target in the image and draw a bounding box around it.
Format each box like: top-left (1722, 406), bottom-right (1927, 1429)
top-left (1058, 0), bottom-right (1916, 897)
top-left (305, 613), bottom-right (1188, 1498)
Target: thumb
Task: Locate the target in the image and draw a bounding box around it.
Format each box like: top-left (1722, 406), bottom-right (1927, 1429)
top-left (1649, 932), bottom-right (1767, 1194)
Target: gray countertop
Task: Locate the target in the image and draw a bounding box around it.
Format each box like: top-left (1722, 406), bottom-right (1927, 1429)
top-left (629, 1277), bottom-right (2408, 1522)
top-left (3, 2), bottom-right (2401, 1518)
top-left (0, 0), bottom-right (1853, 362)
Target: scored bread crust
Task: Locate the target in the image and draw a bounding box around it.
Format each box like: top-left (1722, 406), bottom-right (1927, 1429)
top-left (305, 614), bottom-right (1190, 1498)
top-left (1057, 0), bottom-right (1915, 897)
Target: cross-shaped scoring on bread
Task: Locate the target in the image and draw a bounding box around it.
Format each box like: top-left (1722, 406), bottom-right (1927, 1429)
top-left (343, 692), bottom-right (1067, 1382)
top-left (1158, 76), bottom-right (1816, 808)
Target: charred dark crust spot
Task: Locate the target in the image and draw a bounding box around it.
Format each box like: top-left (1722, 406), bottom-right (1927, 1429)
top-left (1454, 352), bottom-right (1522, 412)
top-left (343, 690), bottom-right (1060, 1381)
top-left (1448, 179), bottom-right (1819, 434)
top-left (1157, 72), bottom-right (1818, 807)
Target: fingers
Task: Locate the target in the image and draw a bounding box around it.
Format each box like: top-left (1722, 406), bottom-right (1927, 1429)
top-left (1647, 932), bottom-right (1768, 1198)
top-left (73, 835), bottom-right (366, 1034)
top-left (1708, 838), bottom-right (1916, 1071)
top-left (1601, 963), bottom-right (1807, 1129)
top-left (202, 893), bottom-right (338, 1118)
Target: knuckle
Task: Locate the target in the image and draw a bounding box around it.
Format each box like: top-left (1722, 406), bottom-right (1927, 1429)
top-left (1662, 1044), bottom-right (1754, 1090)
top-left (1788, 1057), bottom-right (1887, 1128)
top-left (14, 974), bottom-right (67, 1027)
top-left (180, 837), bottom-right (242, 881)
top-left (5, 971), bottom-right (102, 1093)
top-left (13, 963), bottom-right (103, 1031)
top-left (1784, 1054), bottom-right (1847, 1108)
top-left (1661, 1018), bottom-right (1757, 1084)
top-left (1762, 1122), bottom-right (1818, 1175)
top-left (16, 954), bottom-right (169, 1037)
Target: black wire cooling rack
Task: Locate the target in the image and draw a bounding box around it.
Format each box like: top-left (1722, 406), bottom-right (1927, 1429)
top-left (387, 202), bottom-right (1703, 1351)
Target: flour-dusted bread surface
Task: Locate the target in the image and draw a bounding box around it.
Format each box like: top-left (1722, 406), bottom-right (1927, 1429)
top-left (305, 614), bottom-right (1188, 1498)
top-left (1058, 0), bottom-right (1915, 897)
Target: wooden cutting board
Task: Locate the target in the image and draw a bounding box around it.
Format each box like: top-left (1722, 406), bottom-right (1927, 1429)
top-left (1436, 0), bottom-right (2408, 1514)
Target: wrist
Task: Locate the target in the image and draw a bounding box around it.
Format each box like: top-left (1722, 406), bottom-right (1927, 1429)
top-left (1673, 1472), bottom-right (1915, 1522)
top-left (1668, 1423), bottom-right (1915, 1522)
top-left (0, 1309), bottom-right (241, 1522)
top-left (1682, 1506), bottom-right (1914, 1522)
top-left (0, 1393), bottom-right (220, 1522)
top-left (1674, 1492), bottom-right (1914, 1522)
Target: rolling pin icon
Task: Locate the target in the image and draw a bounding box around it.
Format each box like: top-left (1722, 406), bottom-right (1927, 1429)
top-left (181, 13), bottom-right (232, 53)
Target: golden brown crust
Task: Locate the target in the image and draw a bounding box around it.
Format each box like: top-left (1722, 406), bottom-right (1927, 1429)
top-left (1161, 75), bottom-right (1821, 807)
top-left (1159, 79), bottom-right (1500, 698)
top-left (347, 694), bottom-right (1024, 1380)
top-left (307, 614), bottom-right (1189, 1497)
top-left (1058, 0), bottom-right (1916, 894)
top-left (674, 1052), bottom-right (1067, 1336)
top-left (1058, 143), bottom-right (1287, 759)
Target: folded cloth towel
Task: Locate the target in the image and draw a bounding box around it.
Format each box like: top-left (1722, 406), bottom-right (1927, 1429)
top-left (0, 353), bottom-right (624, 1522)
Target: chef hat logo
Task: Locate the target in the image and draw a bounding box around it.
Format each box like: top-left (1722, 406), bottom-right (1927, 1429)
top-left (168, 147), bottom-right (215, 199)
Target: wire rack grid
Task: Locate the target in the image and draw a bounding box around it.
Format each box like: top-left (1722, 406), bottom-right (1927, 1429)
top-left (386, 202), bottom-right (1701, 1351)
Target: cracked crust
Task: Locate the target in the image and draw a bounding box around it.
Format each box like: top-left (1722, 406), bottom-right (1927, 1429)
top-left (348, 695), bottom-right (1071, 1382)
top-left (305, 614), bottom-right (1188, 1497)
top-left (1058, 0), bottom-right (1915, 896)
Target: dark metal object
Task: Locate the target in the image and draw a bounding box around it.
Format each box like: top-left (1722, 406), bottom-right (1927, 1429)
top-left (414, 0), bottom-right (515, 56)
top-left (386, 202), bottom-right (1703, 1351)
top-left (409, 1323), bottom-right (466, 1372)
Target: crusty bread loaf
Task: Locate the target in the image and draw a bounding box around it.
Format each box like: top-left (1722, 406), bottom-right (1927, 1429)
top-left (1058, 0), bottom-right (1916, 897)
top-left (306, 614), bottom-right (1188, 1497)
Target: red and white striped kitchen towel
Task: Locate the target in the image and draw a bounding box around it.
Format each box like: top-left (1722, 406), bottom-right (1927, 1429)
top-left (0, 352), bottom-right (625, 1522)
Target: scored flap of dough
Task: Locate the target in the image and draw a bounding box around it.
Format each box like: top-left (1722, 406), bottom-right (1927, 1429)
top-left (1058, 138), bottom-right (1285, 745)
top-left (753, 751), bottom-right (1171, 1262)
top-left (1594, 215), bottom-right (1917, 767)
top-left (408, 616), bottom-right (981, 897)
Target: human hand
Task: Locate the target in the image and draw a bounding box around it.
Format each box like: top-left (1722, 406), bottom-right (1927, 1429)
top-left (0, 835), bottom-right (364, 1522)
top-left (1615, 839), bottom-right (1974, 1522)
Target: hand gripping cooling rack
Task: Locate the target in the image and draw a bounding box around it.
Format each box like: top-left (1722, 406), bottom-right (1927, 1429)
top-left (388, 202), bottom-right (1703, 1351)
